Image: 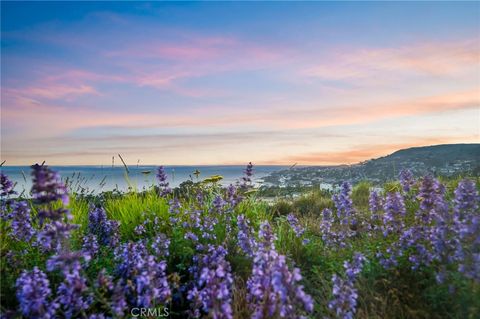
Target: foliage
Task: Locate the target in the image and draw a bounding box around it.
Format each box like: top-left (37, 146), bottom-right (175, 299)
top-left (1, 165), bottom-right (479, 319)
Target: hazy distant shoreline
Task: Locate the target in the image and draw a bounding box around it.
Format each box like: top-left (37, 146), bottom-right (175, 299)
top-left (0, 165), bottom-right (288, 194)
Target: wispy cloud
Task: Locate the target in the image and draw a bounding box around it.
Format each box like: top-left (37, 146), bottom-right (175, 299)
top-left (302, 39), bottom-right (480, 81)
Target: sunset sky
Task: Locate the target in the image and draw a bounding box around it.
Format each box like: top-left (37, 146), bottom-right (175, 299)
top-left (1, 2), bottom-right (479, 165)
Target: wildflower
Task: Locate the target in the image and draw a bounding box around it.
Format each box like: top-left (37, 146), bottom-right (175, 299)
top-left (320, 208), bottom-right (349, 248)
top-left (247, 222), bottom-right (313, 318)
top-left (169, 198), bottom-right (182, 224)
top-left (332, 182), bottom-right (355, 226)
top-left (37, 221), bottom-right (78, 253)
top-left (134, 224), bottom-right (146, 236)
top-left (16, 267), bottom-right (58, 318)
top-left (225, 184), bottom-right (242, 208)
top-left (453, 179), bottom-right (479, 220)
top-left (187, 245), bottom-right (234, 319)
top-left (55, 272), bottom-right (92, 318)
top-left (46, 250), bottom-right (90, 277)
top-left (237, 214), bottom-right (256, 257)
top-left (368, 190), bottom-right (383, 218)
top-left (0, 172), bottom-right (16, 197)
top-left (6, 201), bottom-right (35, 242)
top-left (157, 166), bottom-right (172, 197)
top-left (240, 162), bottom-right (254, 190)
top-left (151, 233), bottom-right (170, 257)
top-left (287, 213), bottom-right (306, 238)
top-left (115, 241), bottom-right (171, 307)
top-left (31, 163), bottom-right (69, 206)
top-left (399, 169), bottom-right (415, 193)
top-left (82, 234), bottom-right (99, 258)
top-left (88, 207), bottom-right (119, 247)
top-left (328, 253), bottom-right (366, 319)
top-left (382, 192), bottom-right (406, 237)
top-left (185, 231), bottom-right (199, 242)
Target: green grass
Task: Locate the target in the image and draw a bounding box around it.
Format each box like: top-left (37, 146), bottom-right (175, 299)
top-left (1, 177), bottom-right (479, 318)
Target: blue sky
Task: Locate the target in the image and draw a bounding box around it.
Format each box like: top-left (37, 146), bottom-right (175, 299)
top-left (1, 2), bottom-right (479, 165)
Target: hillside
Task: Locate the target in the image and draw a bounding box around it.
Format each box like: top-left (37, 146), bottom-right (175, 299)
top-left (263, 144), bottom-right (480, 187)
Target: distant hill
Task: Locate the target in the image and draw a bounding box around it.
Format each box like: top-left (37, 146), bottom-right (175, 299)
top-left (263, 144), bottom-right (480, 187)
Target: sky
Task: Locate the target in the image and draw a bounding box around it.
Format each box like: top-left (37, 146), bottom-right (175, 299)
top-left (1, 2), bottom-right (479, 166)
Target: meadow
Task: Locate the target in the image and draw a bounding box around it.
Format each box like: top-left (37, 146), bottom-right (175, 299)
top-left (0, 163), bottom-right (479, 319)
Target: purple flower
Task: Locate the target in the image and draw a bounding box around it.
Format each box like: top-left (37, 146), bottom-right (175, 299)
top-left (382, 192), bottom-right (406, 237)
top-left (115, 241), bottom-right (171, 307)
top-left (332, 182), bottom-right (356, 227)
top-left (416, 175), bottom-right (445, 224)
top-left (55, 272), bottom-right (92, 318)
top-left (454, 179), bottom-right (479, 220)
top-left (187, 245), bottom-right (233, 319)
top-left (185, 231), bottom-right (199, 242)
top-left (399, 169), bottom-right (415, 193)
top-left (453, 180), bottom-right (480, 282)
top-left (328, 253), bottom-right (366, 319)
top-left (157, 166), bottom-right (172, 197)
top-left (240, 162), bottom-right (254, 190)
top-left (287, 213), bottom-right (306, 238)
top-left (368, 190), bottom-right (383, 218)
top-left (88, 207), bottom-right (119, 247)
top-left (31, 164), bottom-right (69, 206)
top-left (82, 234), bottom-right (99, 258)
top-left (237, 215), bottom-right (256, 257)
top-left (0, 172), bottom-right (16, 197)
top-left (46, 250), bottom-right (90, 277)
top-left (6, 201), bottom-right (35, 242)
top-left (151, 233), bottom-right (170, 257)
top-left (16, 267), bottom-right (58, 318)
top-left (320, 208), bottom-right (351, 248)
top-left (225, 184), bottom-right (242, 208)
top-left (247, 221), bottom-right (313, 318)
top-left (37, 221), bottom-right (78, 253)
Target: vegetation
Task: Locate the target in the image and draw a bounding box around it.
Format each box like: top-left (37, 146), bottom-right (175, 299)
top-left (1, 163), bottom-right (479, 318)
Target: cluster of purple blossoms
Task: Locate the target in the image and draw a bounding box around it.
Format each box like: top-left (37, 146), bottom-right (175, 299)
top-left (381, 192), bottom-right (406, 237)
top-left (151, 233), bottom-right (171, 257)
top-left (328, 253), bottom-right (366, 319)
top-left (453, 179), bottom-right (480, 282)
top-left (1, 171), bottom-right (16, 198)
top-left (46, 249), bottom-right (93, 318)
top-left (168, 198), bottom-right (182, 224)
top-left (399, 169), bottom-right (415, 193)
top-left (156, 166), bottom-right (172, 197)
top-left (30, 165), bottom-right (75, 253)
top-left (247, 222), bottom-right (314, 318)
top-left (240, 162), bottom-right (254, 190)
top-left (31, 163), bottom-right (69, 210)
top-left (6, 201), bottom-right (35, 242)
top-left (212, 195), bottom-right (226, 214)
top-left (88, 206), bottom-right (119, 247)
top-left (320, 208), bottom-right (351, 248)
top-left (416, 175), bottom-right (445, 224)
top-left (237, 214), bottom-right (257, 257)
top-left (187, 245), bottom-right (234, 319)
top-left (55, 271), bottom-right (92, 318)
top-left (225, 184), bottom-right (242, 209)
top-left (368, 190), bottom-right (383, 223)
top-left (94, 270), bottom-right (127, 317)
top-left (82, 234), bottom-right (99, 258)
top-left (332, 182), bottom-right (356, 227)
top-left (287, 213), bottom-right (309, 244)
top-left (16, 267), bottom-right (58, 318)
top-left (115, 241), bottom-right (171, 308)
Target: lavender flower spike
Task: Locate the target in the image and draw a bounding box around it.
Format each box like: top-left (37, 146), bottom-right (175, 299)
top-left (16, 267), bottom-right (58, 318)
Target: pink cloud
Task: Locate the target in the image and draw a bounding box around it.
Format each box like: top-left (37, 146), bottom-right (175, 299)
top-left (302, 39), bottom-right (480, 80)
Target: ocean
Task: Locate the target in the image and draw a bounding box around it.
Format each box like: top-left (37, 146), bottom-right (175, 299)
top-left (0, 165), bottom-right (286, 195)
